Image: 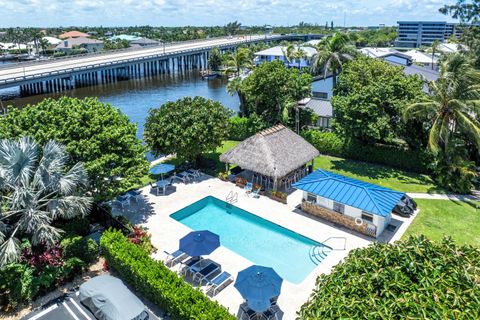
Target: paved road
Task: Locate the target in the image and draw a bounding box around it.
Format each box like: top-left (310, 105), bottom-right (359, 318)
top-left (0, 35), bottom-right (272, 83)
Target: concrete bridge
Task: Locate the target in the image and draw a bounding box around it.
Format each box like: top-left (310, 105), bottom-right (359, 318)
top-left (0, 34), bottom-right (320, 96)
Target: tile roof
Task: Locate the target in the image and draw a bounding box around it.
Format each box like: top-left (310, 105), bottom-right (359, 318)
top-left (58, 31), bottom-right (89, 39)
top-left (293, 169), bottom-right (405, 217)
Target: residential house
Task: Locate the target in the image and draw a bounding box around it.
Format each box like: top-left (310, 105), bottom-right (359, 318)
top-left (297, 97), bottom-right (333, 130)
top-left (403, 49), bottom-right (438, 69)
top-left (254, 45), bottom-right (316, 68)
top-left (293, 169), bottom-right (406, 238)
top-left (56, 37), bottom-right (104, 53)
top-left (58, 31), bottom-right (90, 39)
top-left (359, 47), bottom-right (412, 66)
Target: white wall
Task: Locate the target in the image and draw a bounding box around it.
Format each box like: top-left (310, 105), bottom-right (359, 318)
top-left (303, 192), bottom-right (390, 237)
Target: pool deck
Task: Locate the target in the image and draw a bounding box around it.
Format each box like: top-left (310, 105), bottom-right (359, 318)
top-left (114, 175), bottom-right (414, 320)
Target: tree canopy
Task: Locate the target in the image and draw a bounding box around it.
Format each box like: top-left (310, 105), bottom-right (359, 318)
top-left (0, 97), bottom-right (148, 200)
top-left (332, 57), bottom-right (425, 145)
top-left (298, 236), bottom-right (480, 319)
top-left (242, 60), bottom-right (312, 125)
top-left (144, 96), bottom-right (230, 163)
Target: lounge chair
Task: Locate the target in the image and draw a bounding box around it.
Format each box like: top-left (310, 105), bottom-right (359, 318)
top-left (244, 182), bottom-right (253, 194)
top-left (173, 172), bottom-right (190, 183)
top-left (127, 190), bottom-right (142, 202)
top-left (192, 262), bottom-right (221, 284)
top-left (186, 169), bottom-right (201, 178)
top-left (179, 257), bottom-right (202, 275)
top-left (164, 249), bottom-right (188, 267)
top-left (204, 271), bottom-right (234, 296)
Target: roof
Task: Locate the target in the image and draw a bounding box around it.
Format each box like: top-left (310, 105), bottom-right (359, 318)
top-left (56, 37), bottom-right (104, 49)
top-left (58, 31), bottom-right (89, 39)
top-left (387, 61), bottom-right (439, 82)
top-left (293, 169), bottom-right (405, 217)
top-left (130, 37), bottom-right (159, 45)
top-left (404, 50), bottom-right (437, 64)
top-left (438, 43), bottom-right (467, 53)
top-left (359, 47), bottom-right (400, 58)
top-left (43, 36), bottom-right (62, 45)
top-left (254, 45), bottom-right (316, 58)
top-left (298, 98), bottom-right (332, 117)
top-left (220, 125), bottom-right (319, 178)
top-left (109, 34), bottom-right (142, 41)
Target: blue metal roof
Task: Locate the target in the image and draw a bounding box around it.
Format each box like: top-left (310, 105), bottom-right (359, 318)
top-left (292, 169), bottom-right (405, 217)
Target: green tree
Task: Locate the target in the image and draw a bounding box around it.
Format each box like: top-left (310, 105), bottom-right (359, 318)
top-left (310, 33), bottom-right (356, 88)
top-left (242, 60), bottom-right (312, 125)
top-left (0, 97), bottom-right (148, 200)
top-left (332, 57), bottom-right (424, 145)
top-left (226, 77), bottom-right (248, 117)
top-left (208, 47), bottom-right (222, 71)
top-left (144, 97), bottom-right (230, 163)
top-left (439, 0), bottom-right (480, 22)
top-left (225, 48), bottom-right (252, 76)
top-left (0, 137), bottom-right (92, 267)
top-left (224, 21), bottom-right (242, 36)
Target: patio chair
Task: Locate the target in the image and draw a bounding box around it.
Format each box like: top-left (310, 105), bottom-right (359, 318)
top-left (192, 262), bottom-right (221, 284)
top-left (149, 182), bottom-right (160, 196)
top-left (115, 194), bottom-right (131, 208)
top-left (240, 303), bottom-right (259, 320)
top-left (179, 257), bottom-right (202, 275)
top-left (173, 172), bottom-right (190, 183)
top-left (204, 271), bottom-right (234, 296)
top-left (248, 187), bottom-right (261, 199)
top-left (164, 249), bottom-right (188, 267)
top-left (127, 190), bottom-right (142, 202)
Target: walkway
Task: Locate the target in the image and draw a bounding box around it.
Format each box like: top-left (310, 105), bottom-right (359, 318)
top-left (407, 192), bottom-right (479, 201)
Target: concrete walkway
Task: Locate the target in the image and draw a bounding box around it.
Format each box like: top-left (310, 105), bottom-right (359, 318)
top-left (407, 192), bottom-right (479, 201)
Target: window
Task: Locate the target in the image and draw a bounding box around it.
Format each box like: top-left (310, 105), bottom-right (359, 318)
top-left (306, 193), bottom-right (317, 203)
top-left (361, 212), bottom-right (374, 223)
top-left (333, 202), bottom-right (344, 214)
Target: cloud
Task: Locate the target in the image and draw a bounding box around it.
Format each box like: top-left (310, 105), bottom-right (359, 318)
top-left (0, 0), bottom-right (458, 27)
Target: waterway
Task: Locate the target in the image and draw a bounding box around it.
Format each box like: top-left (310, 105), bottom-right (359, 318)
top-left (1, 70), bottom-right (239, 138)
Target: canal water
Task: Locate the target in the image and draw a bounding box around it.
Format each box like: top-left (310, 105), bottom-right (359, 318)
top-left (1, 71), bottom-right (239, 138)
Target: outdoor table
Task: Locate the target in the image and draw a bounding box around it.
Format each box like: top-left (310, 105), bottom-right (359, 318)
top-left (156, 179), bottom-right (170, 195)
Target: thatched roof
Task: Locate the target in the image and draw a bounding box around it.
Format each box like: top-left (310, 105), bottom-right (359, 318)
top-left (220, 125), bottom-right (319, 178)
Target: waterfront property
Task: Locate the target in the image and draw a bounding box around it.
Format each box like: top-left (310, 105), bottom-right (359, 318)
top-left (220, 125), bottom-right (319, 191)
top-left (55, 37), bottom-right (104, 53)
top-left (254, 45), bottom-right (316, 68)
top-left (297, 97), bottom-right (333, 130)
top-left (293, 169), bottom-right (406, 238)
top-left (58, 30), bottom-right (90, 39)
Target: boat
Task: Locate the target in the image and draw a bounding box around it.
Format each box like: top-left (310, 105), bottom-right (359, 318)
top-left (200, 70), bottom-right (220, 80)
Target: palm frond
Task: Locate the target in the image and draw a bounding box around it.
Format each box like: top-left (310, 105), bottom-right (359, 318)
top-left (428, 116), bottom-right (444, 154)
top-left (455, 110), bottom-right (480, 151)
top-left (0, 237), bottom-right (20, 267)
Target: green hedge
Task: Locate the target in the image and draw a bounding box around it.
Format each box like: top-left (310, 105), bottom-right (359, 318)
top-left (61, 236), bottom-right (99, 264)
top-left (298, 236), bottom-right (480, 319)
top-left (302, 129), bottom-right (431, 173)
top-left (100, 229), bottom-right (236, 320)
top-left (228, 115), bottom-right (268, 141)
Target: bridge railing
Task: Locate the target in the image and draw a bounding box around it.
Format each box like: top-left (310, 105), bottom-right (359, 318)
top-left (0, 34), bottom-right (283, 71)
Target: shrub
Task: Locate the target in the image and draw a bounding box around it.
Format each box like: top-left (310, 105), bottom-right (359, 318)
top-left (128, 226), bottom-right (157, 254)
top-left (61, 236), bottom-right (99, 264)
top-left (0, 263), bottom-right (38, 311)
top-left (301, 129), bottom-right (344, 157)
top-left (298, 236), bottom-right (480, 319)
top-left (100, 229), bottom-right (236, 320)
top-left (57, 217), bottom-right (91, 237)
top-left (228, 114), bottom-right (268, 140)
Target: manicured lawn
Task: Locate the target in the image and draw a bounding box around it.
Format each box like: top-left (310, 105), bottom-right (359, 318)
top-left (404, 199), bottom-right (480, 247)
top-left (314, 155), bottom-right (441, 193)
top-left (204, 140), bottom-right (240, 174)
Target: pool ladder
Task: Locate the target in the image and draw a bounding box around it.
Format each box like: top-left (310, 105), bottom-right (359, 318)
top-left (226, 191), bottom-right (238, 212)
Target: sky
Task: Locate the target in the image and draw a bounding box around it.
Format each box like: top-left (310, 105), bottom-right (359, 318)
top-left (0, 0), bottom-right (457, 27)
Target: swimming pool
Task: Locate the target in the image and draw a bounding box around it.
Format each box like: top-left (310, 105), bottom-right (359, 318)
top-left (170, 196), bottom-right (330, 284)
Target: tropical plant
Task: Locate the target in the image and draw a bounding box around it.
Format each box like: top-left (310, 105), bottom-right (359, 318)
top-left (310, 33), bottom-right (356, 88)
top-left (298, 236), bottom-right (480, 319)
top-left (0, 97), bottom-right (148, 200)
top-left (144, 96), bottom-right (230, 164)
top-left (225, 48), bottom-right (252, 76)
top-left (404, 54), bottom-right (480, 155)
top-left (208, 47), bottom-right (222, 71)
top-left (226, 76), bottom-right (248, 116)
top-left (224, 21), bottom-right (242, 36)
top-left (0, 137), bottom-right (92, 267)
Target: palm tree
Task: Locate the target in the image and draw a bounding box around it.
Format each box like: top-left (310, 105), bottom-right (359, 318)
top-left (226, 77), bottom-right (248, 116)
top-left (282, 44), bottom-right (296, 66)
top-left (0, 137), bottom-right (92, 267)
top-left (431, 40), bottom-right (441, 70)
top-left (310, 33), bottom-right (356, 88)
top-left (225, 48), bottom-right (252, 76)
top-left (403, 54), bottom-right (480, 156)
top-left (294, 47), bottom-right (307, 69)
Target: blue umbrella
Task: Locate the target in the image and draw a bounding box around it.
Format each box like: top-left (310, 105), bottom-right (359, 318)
top-left (234, 265), bottom-right (283, 312)
top-left (149, 163), bottom-right (175, 179)
top-left (179, 230), bottom-right (220, 256)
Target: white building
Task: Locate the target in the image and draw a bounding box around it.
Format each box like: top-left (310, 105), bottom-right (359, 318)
top-left (56, 37), bottom-right (104, 53)
top-left (359, 47), bottom-right (412, 66)
top-left (437, 42), bottom-right (468, 54)
top-left (254, 45), bottom-right (316, 68)
top-left (293, 169), bottom-right (406, 238)
top-left (404, 50), bottom-right (438, 69)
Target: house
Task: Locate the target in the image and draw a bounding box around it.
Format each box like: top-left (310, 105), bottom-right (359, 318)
top-left (297, 97), bottom-right (333, 129)
top-left (130, 38), bottom-right (159, 47)
top-left (109, 34), bottom-right (142, 42)
top-left (437, 42), bottom-right (468, 54)
top-left (254, 45), bottom-right (316, 68)
top-left (293, 170), bottom-right (406, 238)
top-left (403, 50), bottom-right (438, 69)
top-left (58, 31), bottom-right (90, 39)
top-left (359, 47), bottom-right (412, 66)
top-left (311, 75), bottom-right (334, 99)
top-left (56, 37), bottom-right (104, 53)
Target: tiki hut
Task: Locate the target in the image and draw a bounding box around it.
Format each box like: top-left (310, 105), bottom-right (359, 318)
top-left (220, 125), bottom-right (319, 190)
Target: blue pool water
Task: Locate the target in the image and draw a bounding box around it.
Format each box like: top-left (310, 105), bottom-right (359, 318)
top-left (170, 196), bottom-right (330, 284)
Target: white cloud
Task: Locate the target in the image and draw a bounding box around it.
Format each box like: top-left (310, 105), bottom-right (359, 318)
top-left (0, 0), bottom-right (459, 27)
